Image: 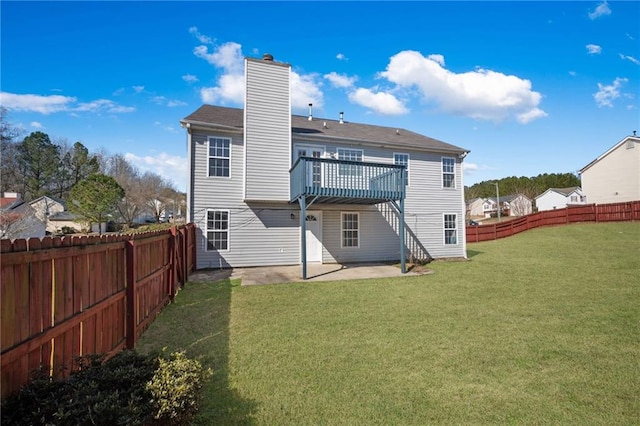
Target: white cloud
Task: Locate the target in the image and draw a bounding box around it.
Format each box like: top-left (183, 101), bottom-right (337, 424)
top-left (569, 71), bottom-right (577, 76)
top-left (75, 99), bottom-right (135, 113)
top-left (348, 88), bottom-right (408, 115)
top-left (379, 50), bottom-right (547, 123)
top-left (594, 77), bottom-right (628, 107)
top-left (124, 152), bottom-right (188, 191)
top-left (133, 86), bottom-right (145, 93)
top-left (324, 72), bottom-right (357, 88)
top-left (0, 92), bottom-right (76, 114)
top-left (188, 26), bottom-right (213, 45)
top-left (619, 53), bottom-right (640, 65)
top-left (588, 1), bottom-right (611, 20)
top-left (1, 92), bottom-right (136, 115)
top-left (193, 41), bottom-right (244, 74)
top-left (30, 121), bottom-right (43, 129)
top-left (336, 53), bottom-right (347, 61)
top-left (167, 100), bottom-right (187, 107)
top-left (586, 44), bottom-right (602, 54)
top-left (291, 72), bottom-right (323, 109)
top-left (192, 34), bottom-right (323, 109)
top-left (182, 74), bottom-right (198, 83)
top-left (200, 73), bottom-right (245, 104)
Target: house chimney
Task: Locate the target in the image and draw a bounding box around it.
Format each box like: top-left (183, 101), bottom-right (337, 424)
top-left (308, 103), bottom-right (313, 121)
top-left (262, 53), bottom-right (274, 61)
top-left (339, 111), bottom-right (344, 124)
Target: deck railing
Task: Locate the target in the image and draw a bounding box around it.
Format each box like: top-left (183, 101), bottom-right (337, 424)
top-left (290, 156), bottom-right (405, 202)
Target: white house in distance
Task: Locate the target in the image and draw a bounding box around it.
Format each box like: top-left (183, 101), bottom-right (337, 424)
top-left (467, 194), bottom-right (532, 218)
top-left (181, 53), bottom-right (470, 277)
top-left (579, 135), bottom-right (640, 204)
top-left (535, 187), bottom-right (586, 212)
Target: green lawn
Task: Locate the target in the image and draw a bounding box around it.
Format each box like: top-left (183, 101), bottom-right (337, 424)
top-left (136, 222), bottom-right (640, 425)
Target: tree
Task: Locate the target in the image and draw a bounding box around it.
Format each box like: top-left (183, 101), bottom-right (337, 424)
top-left (139, 172), bottom-right (176, 223)
top-left (68, 174), bottom-right (124, 234)
top-left (52, 140), bottom-right (101, 199)
top-left (106, 154), bottom-right (142, 227)
top-left (16, 131), bottom-right (61, 200)
top-left (1, 107), bottom-right (25, 194)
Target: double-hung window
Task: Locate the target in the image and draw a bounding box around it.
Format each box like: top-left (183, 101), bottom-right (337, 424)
top-left (341, 212), bottom-right (359, 248)
top-left (444, 214), bottom-right (457, 245)
top-left (208, 137), bottom-right (230, 177)
top-left (337, 148), bottom-right (363, 176)
top-left (394, 153), bottom-right (409, 186)
top-left (442, 157), bottom-right (455, 188)
top-left (207, 210), bottom-right (229, 250)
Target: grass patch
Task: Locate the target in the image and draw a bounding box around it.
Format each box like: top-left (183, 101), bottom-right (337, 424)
top-left (137, 222), bottom-right (640, 425)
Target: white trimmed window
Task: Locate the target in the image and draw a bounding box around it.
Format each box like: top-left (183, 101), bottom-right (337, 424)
top-left (341, 212), bottom-right (359, 248)
top-left (394, 153), bottom-right (409, 186)
top-left (337, 148), bottom-right (363, 176)
top-left (206, 210), bottom-right (229, 250)
top-left (208, 137), bottom-right (231, 177)
top-left (444, 214), bottom-right (457, 245)
top-left (442, 157), bottom-right (455, 188)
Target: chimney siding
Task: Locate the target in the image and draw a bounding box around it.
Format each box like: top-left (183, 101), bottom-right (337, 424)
top-left (244, 57), bottom-right (292, 201)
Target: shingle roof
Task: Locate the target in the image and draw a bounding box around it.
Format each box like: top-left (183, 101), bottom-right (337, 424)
top-left (182, 105), bottom-right (468, 154)
top-left (548, 187), bottom-right (581, 196)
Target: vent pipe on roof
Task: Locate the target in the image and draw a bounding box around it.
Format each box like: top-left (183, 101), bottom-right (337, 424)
top-left (634, 130), bottom-right (637, 137)
top-left (339, 111), bottom-right (344, 124)
top-left (262, 53), bottom-right (274, 61)
top-left (308, 103), bottom-right (313, 121)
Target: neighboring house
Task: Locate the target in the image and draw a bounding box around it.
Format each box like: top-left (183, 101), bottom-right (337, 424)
top-left (0, 193), bottom-right (106, 238)
top-left (499, 194), bottom-right (533, 216)
top-left (466, 197), bottom-right (498, 218)
top-left (579, 135), bottom-right (640, 204)
top-left (535, 187), bottom-right (586, 211)
top-left (181, 54), bottom-right (469, 275)
top-left (0, 192), bottom-right (45, 239)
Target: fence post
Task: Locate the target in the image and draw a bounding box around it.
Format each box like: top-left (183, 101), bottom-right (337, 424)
top-left (125, 239), bottom-right (136, 349)
top-left (169, 227), bottom-right (177, 301)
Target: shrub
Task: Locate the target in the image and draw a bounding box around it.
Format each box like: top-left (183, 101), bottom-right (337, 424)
top-left (1, 350), bottom-right (211, 426)
top-left (147, 350), bottom-right (213, 424)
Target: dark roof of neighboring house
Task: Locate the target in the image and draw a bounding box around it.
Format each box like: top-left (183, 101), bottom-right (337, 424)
top-left (547, 187), bottom-right (581, 196)
top-left (48, 211), bottom-right (79, 221)
top-left (182, 105), bottom-right (468, 155)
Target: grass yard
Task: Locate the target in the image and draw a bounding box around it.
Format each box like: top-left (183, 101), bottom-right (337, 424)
top-left (136, 222), bottom-right (640, 425)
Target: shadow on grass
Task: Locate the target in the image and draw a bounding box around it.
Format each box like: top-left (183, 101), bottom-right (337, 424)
top-left (466, 249), bottom-right (483, 258)
top-left (137, 278), bottom-right (257, 425)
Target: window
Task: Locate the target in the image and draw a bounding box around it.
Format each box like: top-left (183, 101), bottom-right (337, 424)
top-left (206, 210), bottom-right (229, 250)
top-left (442, 157), bottom-right (455, 188)
top-left (208, 137), bottom-right (230, 177)
top-left (444, 214), bottom-right (457, 245)
top-left (338, 148), bottom-right (363, 176)
top-left (570, 195), bottom-right (578, 202)
top-left (341, 212), bottom-right (359, 248)
top-left (394, 153), bottom-right (409, 186)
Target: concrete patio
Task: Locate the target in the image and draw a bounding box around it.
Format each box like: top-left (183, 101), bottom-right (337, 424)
top-left (188, 262), bottom-right (432, 286)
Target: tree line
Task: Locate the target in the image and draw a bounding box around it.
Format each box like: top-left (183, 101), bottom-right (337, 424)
top-left (464, 173), bottom-right (581, 201)
top-left (1, 108), bottom-right (185, 232)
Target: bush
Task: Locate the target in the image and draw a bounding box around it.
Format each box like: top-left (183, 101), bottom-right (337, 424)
top-left (1, 350), bottom-right (211, 426)
top-left (147, 351), bottom-right (213, 424)
top-left (60, 226), bottom-right (77, 234)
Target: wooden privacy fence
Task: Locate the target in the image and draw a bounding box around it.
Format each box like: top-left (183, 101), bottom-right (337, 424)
top-left (0, 224), bottom-right (196, 399)
top-left (466, 201), bottom-right (640, 243)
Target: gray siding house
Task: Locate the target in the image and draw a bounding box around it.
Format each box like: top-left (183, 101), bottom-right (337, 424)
top-left (182, 54), bottom-right (469, 276)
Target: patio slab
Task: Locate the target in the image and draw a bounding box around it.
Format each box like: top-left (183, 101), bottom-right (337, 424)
top-left (188, 262), bottom-right (430, 286)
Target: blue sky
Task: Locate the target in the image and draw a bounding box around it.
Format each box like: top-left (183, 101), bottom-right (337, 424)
top-left (2, 1), bottom-right (638, 192)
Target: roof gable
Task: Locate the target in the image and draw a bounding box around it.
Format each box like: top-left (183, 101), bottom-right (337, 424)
top-left (580, 135), bottom-right (639, 174)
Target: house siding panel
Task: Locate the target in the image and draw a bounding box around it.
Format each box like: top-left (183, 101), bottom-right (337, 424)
top-left (291, 141), bottom-right (467, 261)
top-left (245, 59), bottom-right (291, 201)
top-left (581, 139), bottom-right (640, 204)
